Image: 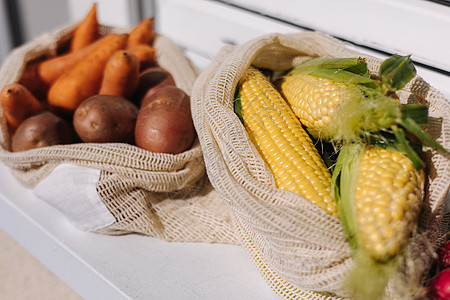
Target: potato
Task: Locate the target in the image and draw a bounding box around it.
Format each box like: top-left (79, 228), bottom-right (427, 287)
top-left (11, 111), bottom-right (76, 152)
top-left (73, 95), bottom-right (138, 143)
top-left (133, 67), bottom-right (175, 107)
top-left (135, 86), bottom-right (195, 154)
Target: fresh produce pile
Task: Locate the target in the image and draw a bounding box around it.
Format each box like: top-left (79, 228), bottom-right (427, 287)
top-left (234, 55), bottom-right (449, 299)
top-left (1, 5), bottom-right (449, 298)
top-left (0, 3), bottom-right (195, 155)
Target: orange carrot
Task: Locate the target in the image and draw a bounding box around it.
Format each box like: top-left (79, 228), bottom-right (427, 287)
top-left (70, 3), bottom-right (100, 52)
top-left (48, 33), bottom-right (128, 115)
top-left (127, 44), bottom-right (156, 72)
top-left (99, 50), bottom-right (140, 99)
top-left (20, 33), bottom-right (114, 93)
top-left (18, 63), bottom-right (48, 101)
top-left (127, 18), bottom-right (154, 47)
top-left (1, 83), bottom-right (44, 131)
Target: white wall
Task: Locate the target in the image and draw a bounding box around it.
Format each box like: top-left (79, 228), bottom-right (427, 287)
top-left (67, 0), bottom-right (144, 29)
top-left (0, 0), bottom-right (13, 64)
top-left (0, 0), bottom-right (154, 65)
top-left (0, 0), bottom-right (69, 64)
top-left (16, 0), bottom-right (69, 41)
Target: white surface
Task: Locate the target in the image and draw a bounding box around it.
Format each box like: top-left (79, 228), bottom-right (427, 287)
top-left (0, 162), bottom-right (280, 300)
top-left (220, 0), bottom-right (450, 74)
top-left (155, 0), bottom-right (450, 99)
top-left (154, 0), bottom-right (300, 64)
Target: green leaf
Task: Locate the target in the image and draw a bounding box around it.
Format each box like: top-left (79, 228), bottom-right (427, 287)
top-left (289, 57), bottom-right (381, 92)
top-left (234, 87), bottom-right (243, 122)
top-left (400, 104), bottom-right (428, 125)
top-left (400, 117), bottom-right (449, 154)
top-left (294, 57), bottom-right (362, 69)
top-left (332, 143), bottom-right (363, 249)
top-left (306, 69), bottom-right (377, 85)
top-left (291, 57), bottom-right (369, 76)
top-left (379, 54), bottom-right (416, 92)
top-left (344, 59), bottom-right (370, 77)
top-left (392, 126), bottom-right (425, 170)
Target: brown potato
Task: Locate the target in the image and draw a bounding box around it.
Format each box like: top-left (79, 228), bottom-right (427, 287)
top-left (73, 95), bottom-right (138, 143)
top-left (133, 67), bottom-right (175, 107)
top-left (135, 86), bottom-right (195, 154)
top-left (11, 111), bottom-right (76, 152)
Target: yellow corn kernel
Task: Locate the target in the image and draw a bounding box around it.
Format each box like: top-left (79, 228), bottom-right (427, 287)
top-left (239, 67), bottom-right (337, 216)
top-left (281, 74), bottom-right (361, 130)
top-left (354, 146), bottom-right (425, 260)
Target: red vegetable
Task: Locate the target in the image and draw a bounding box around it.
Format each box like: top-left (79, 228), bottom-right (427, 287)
top-left (439, 241), bottom-right (450, 269)
top-left (428, 268), bottom-right (450, 300)
top-left (134, 86), bottom-right (195, 154)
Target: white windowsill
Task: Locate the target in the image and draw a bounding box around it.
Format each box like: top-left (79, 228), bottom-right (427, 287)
top-left (0, 162), bottom-right (279, 299)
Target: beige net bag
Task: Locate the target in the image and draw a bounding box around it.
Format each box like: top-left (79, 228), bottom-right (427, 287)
top-left (191, 31), bottom-right (450, 298)
top-left (0, 23), bottom-right (238, 245)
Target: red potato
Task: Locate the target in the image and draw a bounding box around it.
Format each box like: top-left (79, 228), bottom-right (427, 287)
top-left (439, 241), bottom-right (450, 269)
top-left (428, 268), bottom-right (450, 300)
top-left (133, 67), bottom-right (175, 107)
top-left (73, 95), bottom-right (138, 143)
top-left (135, 86), bottom-right (195, 154)
top-left (11, 112), bottom-right (76, 152)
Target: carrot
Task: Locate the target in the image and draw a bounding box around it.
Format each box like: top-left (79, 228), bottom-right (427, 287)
top-left (127, 44), bottom-right (156, 72)
top-left (48, 33), bottom-right (128, 115)
top-left (20, 33), bottom-right (114, 94)
top-left (1, 83), bottom-right (44, 132)
top-left (127, 18), bottom-right (154, 47)
top-left (18, 63), bottom-right (48, 101)
top-left (70, 3), bottom-right (100, 52)
top-left (99, 50), bottom-right (140, 99)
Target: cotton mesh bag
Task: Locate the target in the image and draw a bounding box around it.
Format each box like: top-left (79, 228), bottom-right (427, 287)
top-left (0, 23), bottom-right (238, 245)
top-left (191, 31), bottom-right (450, 299)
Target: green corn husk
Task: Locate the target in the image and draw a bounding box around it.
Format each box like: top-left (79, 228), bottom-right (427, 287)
top-left (288, 56), bottom-right (402, 132)
top-left (291, 55), bottom-right (448, 162)
top-left (325, 56), bottom-right (448, 299)
top-left (379, 54), bottom-right (417, 94)
top-left (332, 142), bottom-right (419, 300)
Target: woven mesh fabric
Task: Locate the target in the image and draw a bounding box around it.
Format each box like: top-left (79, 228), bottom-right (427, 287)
top-left (191, 31), bottom-right (450, 298)
top-left (0, 24), bottom-right (238, 244)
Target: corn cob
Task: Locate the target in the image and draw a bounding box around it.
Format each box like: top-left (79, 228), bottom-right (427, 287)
top-left (280, 56), bottom-right (415, 143)
top-left (238, 67), bottom-right (337, 216)
top-left (357, 147), bottom-right (425, 259)
top-left (281, 73), bottom-right (363, 131)
top-left (334, 143), bottom-right (425, 260)
top-left (332, 142), bottom-right (426, 299)
top-left (278, 55), bottom-right (445, 299)
top-left (281, 55), bottom-right (447, 167)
